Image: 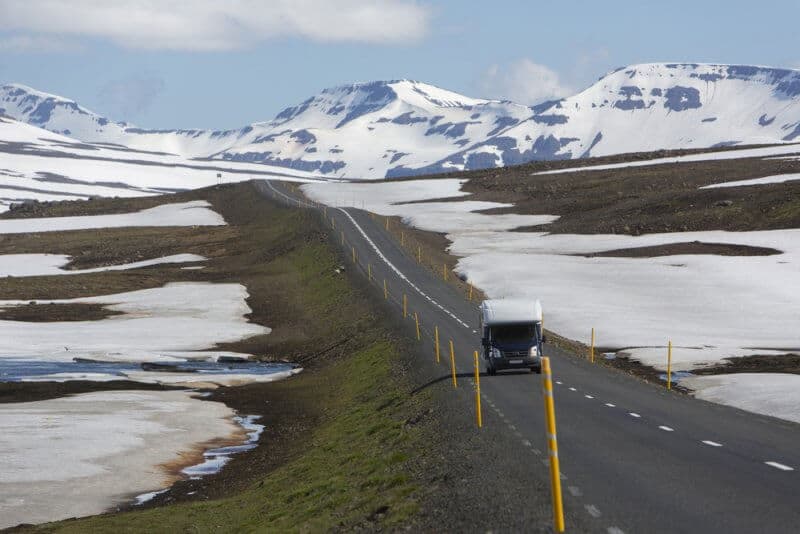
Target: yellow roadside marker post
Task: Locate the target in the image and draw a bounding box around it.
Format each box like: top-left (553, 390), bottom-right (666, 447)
top-left (352, 246), bottom-right (356, 263)
top-left (667, 341), bottom-right (673, 390)
top-left (468, 282), bottom-right (473, 301)
top-left (383, 279), bottom-right (388, 300)
top-left (414, 312), bottom-right (421, 341)
top-left (434, 326), bottom-right (441, 363)
top-left (385, 217), bottom-right (389, 231)
top-left (541, 357), bottom-right (565, 532)
top-left (401, 231), bottom-right (405, 246)
top-left (368, 263), bottom-right (372, 282)
top-left (332, 217), bottom-right (335, 229)
top-left (417, 246), bottom-right (422, 263)
top-left (442, 263), bottom-right (448, 281)
top-left (474, 351), bottom-right (482, 428)
top-left (449, 340), bottom-right (458, 388)
top-left (403, 294), bottom-right (407, 318)
top-left (590, 327), bottom-right (595, 363)
top-left (341, 230), bottom-right (345, 245)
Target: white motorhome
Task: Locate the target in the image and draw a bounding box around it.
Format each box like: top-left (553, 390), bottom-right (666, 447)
top-left (479, 299), bottom-right (545, 375)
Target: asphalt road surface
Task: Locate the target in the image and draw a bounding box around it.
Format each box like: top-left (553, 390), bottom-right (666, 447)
top-left (258, 180), bottom-right (800, 533)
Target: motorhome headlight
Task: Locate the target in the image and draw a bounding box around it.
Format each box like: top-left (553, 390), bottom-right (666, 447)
top-left (529, 346), bottom-right (539, 358)
top-left (491, 347), bottom-right (502, 359)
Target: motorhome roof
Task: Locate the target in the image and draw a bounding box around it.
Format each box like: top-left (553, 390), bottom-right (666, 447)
top-left (481, 299), bottom-right (542, 325)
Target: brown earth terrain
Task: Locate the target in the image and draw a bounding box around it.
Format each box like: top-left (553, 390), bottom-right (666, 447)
top-left (577, 241), bottom-right (781, 258)
top-left (386, 143), bottom-right (800, 236)
top-left (4, 181), bottom-right (558, 532)
top-left (358, 144), bottom-right (800, 384)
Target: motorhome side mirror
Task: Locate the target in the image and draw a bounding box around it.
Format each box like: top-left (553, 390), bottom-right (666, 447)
top-left (541, 335), bottom-right (548, 344)
top-left (481, 338), bottom-right (489, 348)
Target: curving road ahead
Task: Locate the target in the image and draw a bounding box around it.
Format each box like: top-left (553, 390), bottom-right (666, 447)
top-left (258, 179), bottom-right (799, 533)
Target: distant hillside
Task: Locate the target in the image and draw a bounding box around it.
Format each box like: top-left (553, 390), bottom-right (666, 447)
top-left (3, 63), bottom-right (800, 178)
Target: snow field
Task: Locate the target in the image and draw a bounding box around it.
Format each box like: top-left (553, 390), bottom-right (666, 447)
top-left (0, 390), bottom-right (243, 528)
top-left (533, 143), bottom-right (800, 176)
top-left (0, 253), bottom-right (205, 277)
top-left (303, 178), bottom-right (800, 421)
top-left (0, 200), bottom-right (225, 233)
top-left (680, 373), bottom-right (800, 424)
top-left (0, 282), bottom-right (269, 363)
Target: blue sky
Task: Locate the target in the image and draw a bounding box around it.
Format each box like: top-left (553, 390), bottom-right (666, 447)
top-left (1, 0), bottom-right (798, 130)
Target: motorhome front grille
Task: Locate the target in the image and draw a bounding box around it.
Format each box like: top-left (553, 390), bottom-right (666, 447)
top-left (502, 350), bottom-right (528, 358)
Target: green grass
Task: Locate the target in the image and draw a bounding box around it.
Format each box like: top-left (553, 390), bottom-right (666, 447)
top-left (41, 339), bottom-right (424, 533)
top-left (26, 184), bottom-right (430, 533)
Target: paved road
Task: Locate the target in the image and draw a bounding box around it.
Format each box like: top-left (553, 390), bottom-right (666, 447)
top-left (258, 180), bottom-right (800, 533)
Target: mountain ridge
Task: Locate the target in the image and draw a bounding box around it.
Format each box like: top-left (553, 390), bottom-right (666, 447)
top-left (3, 63), bottom-right (800, 179)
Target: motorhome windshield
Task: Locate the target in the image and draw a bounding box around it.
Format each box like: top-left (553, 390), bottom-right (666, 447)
top-left (491, 324), bottom-right (536, 344)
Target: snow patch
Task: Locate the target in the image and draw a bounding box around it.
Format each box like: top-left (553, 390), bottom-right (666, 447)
top-left (681, 373), bottom-right (800, 424)
top-left (0, 390), bottom-right (241, 528)
top-left (0, 201), bottom-right (224, 234)
top-left (0, 253), bottom-right (205, 277)
top-left (0, 282), bottom-right (269, 362)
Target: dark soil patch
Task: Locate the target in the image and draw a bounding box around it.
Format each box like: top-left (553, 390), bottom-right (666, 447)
top-left (0, 302), bottom-right (123, 322)
top-left (0, 380), bottom-right (179, 404)
top-left (5, 182), bottom-right (438, 532)
top-left (447, 145), bottom-right (800, 236)
top-left (692, 353), bottom-right (800, 375)
top-left (578, 241), bottom-right (782, 258)
top-left (372, 212), bottom-right (485, 303)
top-left (0, 194), bottom-right (173, 219)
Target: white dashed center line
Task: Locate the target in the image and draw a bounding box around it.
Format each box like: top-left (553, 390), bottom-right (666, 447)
top-left (275, 182), bottom-right (791, 532)
top-left (585, 504), bottom-right (602, 518)
top-left (765, 461), bottom-right (794, 471)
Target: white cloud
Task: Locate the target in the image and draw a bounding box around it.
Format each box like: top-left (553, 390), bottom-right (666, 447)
top-left (479, 59), bottom-right (573, 106)
top-left (0, 0), bottom-right (431, 51)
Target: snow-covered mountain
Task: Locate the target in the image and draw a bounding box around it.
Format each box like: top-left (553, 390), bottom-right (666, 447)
top-left (4, 63), bottom-right (800, 179)
top-left (0, 83), bottom-right (249, 157)
top-left (0, 114), bottom-right (317, 212)
top-left (438, 63), bottom-right (800, 175)
top-left (218, 80), bottom-right (533, 177)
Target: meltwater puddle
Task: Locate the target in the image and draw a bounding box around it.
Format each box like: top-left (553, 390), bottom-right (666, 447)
top-left (0, 359), bottom-right (296, 383)
top-left (134, 415), bottom-right (264, 505)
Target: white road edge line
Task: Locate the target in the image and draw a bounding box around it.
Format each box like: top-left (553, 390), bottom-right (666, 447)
top-left (605, 403), bottom-right (615, 407)
top-left (585, 394), bottom-right (594, 399)
top-left (267, 180), bottom-right (473, 332)
top-left (338, 207), bottom-right (471, 329)
top-left (765, 461), bottom-right (794, 471)
top-left (702, 440), bottom-right (723, 447)
top-left (629, 412), bottom-right (641, 418)
top-left (659, 426), bottom-right (674, 432)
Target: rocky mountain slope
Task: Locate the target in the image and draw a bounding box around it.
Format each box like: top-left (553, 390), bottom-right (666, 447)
top-left (3, 63), bottom-right (800, 179)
